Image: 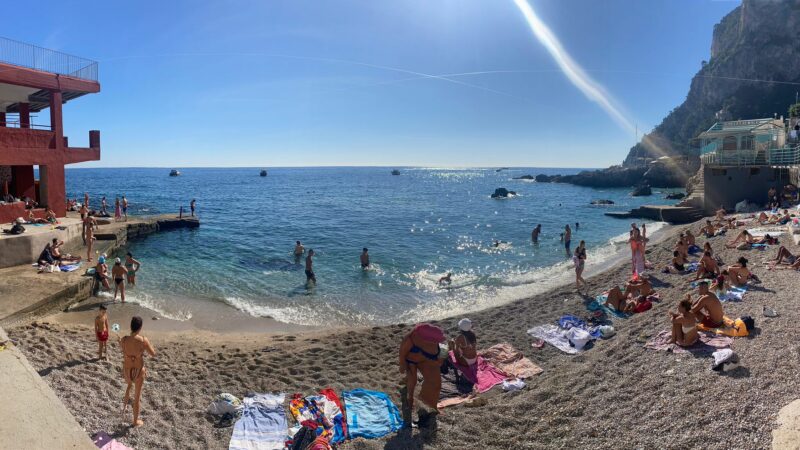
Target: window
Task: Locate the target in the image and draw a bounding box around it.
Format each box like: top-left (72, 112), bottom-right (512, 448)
top-left (740, 135), bottom-right (754, 150)
top-left (722, 136), bottom-right (738, 151)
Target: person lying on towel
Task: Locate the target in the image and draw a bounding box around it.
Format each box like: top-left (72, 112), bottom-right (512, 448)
top-left (726, 257), bottom-right (751, 287)
top-left (693, 251), bottom-right (719, 281)
top-left (690, 281), bottom-right (724, 328)
top-left (669, 296), bottom-right (699, 347)
top-left (603, 276), bottom-right (653, 313)
top-left (663, 250), bottom-right (688, 274)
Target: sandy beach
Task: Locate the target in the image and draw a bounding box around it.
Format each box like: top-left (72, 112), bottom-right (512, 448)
top-left (7, 217), bottom-right (800, 449)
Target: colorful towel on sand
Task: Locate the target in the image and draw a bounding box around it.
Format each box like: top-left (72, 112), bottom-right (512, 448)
top-left (718, 285), bottom-right (747, 302)
top-left (229, 393), bottom-right (288, 450)
top-left (92, 431), bottom-right (132, 450)
top-left (479, 343), bottom-right (543, 379)
top-left (686, 262), bottom-right (700, 273)
top-left (527, 324), bottom-right (581, 354)
top-left (317, 389), bottom-right (346, 444)
top-left (449, 352), bottom-right (508, 393)
top-left (289, 392), bottom-right (346, 444)
top-left (558, 315), bottom-right (603, 337)
top-left (343, 389), bottom-right (403, 440)
top-left (644, 330), bottom-right (732, 355)
top-left (587, 296), bottom-right (630, 319)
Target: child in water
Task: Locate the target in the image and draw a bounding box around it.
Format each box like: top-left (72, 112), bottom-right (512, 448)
top-left (95, 305), bottom-right (109, 360)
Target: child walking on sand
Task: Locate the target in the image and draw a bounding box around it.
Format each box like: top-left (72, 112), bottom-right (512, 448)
top-left (95, 305), bottom-right (109, 360)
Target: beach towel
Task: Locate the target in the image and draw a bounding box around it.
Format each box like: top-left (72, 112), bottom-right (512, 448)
top-left (558, 315), bottom-right (603, 338)
top-left (438, 365), bottom-right (475, 409)
top-left (229, 393), bottom-right (288, 450)
top-left (317, 389), bottom-right (347, 444)
top-left (587, 296), bottom-right (630, 319)
top-left (479, 343), bottom-right (543, 379)
top-left (449, 352), bottom-right (508, 393)
top-left (290, 391), bottom-right (346, 445)
top-left (747, 227), bottom-right (785, 237)
top-left (343, 389), bottom-right (403, 440)
top-left (686, 262), bottom-right (700, 273)
top-left (100, 441), bottom-right (134, 450)
top-left (527, 324), bottom-right (580, 354)
top-left (688, 244), bottom-right (701, 255)
top-left (60, 263), bottom-right (81, 272)
top-left (644, 330), bottom-right (733, 355)
top-left (91, 431), bottom-right (112, 448)
top-left (717, 285), bottom-right (747, 302)
top-left (697, 316), bottom-right (749, 337)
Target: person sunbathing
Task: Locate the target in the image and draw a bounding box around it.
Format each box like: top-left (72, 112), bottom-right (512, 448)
top-left (685, 229), bottom-right (696, 247)
top-left (727, 257), bottom-right (751, 287)
top-left (691, 281), bottom-right (724, 328)
top-left (674, 236), bottom-right (689, 259)
top-left (48, 238), bottom-right (81, 263)
top-left (37, 243), bottom-right (57, 267)
top-left (693, 251), bottom-right (719, 281)
top-left (45, 209), bottom-right (57, 224)
top-left (603, 286), bottom-right (637, 314)
top-left (26, 210), bottom-right (47, 224)
top-left (625, 276), bottom-right (654, 297)
top-left (726, 230), bottom-right (754, 249)
top-left (712, 270), bottom-right (729, 294)
top-left (449, 318), bottom-right (477, 367)
top-left (715, 207), bottom-right (726, 222)
top-left (767, 209), bottom-right (791, 225)
top-left (769, 246), bottom-right (799, 270)
top-left (700, 220), bottom-right (719, 238)
top-left (664, 251), bottom-right (688, 274)
top-left (669, 296), bottom-right (699, 347)
top-left (399, 323), bottom-right (445, 423)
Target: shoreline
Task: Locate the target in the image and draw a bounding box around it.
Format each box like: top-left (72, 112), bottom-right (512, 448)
top-left (8, 214), bottom-right (798, 449)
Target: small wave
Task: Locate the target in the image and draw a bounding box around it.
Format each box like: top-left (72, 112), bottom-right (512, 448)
top-left (102, 291), bottom-right (194, 321)
top-left (222, 296), bottom-right (376, 327)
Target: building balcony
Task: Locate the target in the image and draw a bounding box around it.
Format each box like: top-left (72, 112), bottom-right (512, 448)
top-left (0, 37), bottom-right (97, 82)
top-left (701, 145), bottom-right (800, 167)
top-left (0, 126), bottom-right (100, 165)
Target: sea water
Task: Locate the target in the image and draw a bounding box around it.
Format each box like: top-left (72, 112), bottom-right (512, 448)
top-left (66, 167), bottom-right (677, 326)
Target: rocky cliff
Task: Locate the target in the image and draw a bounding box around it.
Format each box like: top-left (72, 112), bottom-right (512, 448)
top-left (627, 0), bottom-right (800, 165)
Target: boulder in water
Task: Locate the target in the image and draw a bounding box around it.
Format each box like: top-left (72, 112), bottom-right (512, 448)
top-left (665, 192), bottom-right (685, 200)
top-left (491, 188), bottom-right (517, 198)
top-left (591, 199), bottom-right (615, 205)
top-left (631, 183), bottom-right (652, 197)
top-left (513, 175), bottom-right (534, 180)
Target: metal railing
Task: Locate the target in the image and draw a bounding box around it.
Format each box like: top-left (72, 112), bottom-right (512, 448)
top-left (0, 37), bottom-right (97, 82)
top-left (701, 144), bottom-right (800, 166)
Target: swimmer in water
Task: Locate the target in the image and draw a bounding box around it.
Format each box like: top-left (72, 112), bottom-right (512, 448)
top-left (438, 273), bottom-right (452, 286)
top-left (531, 224), bottom-right (541, 243)
top-left (294, 240), bottom-right (305, 256)
top-left (305, 249), bottom-right (316, 285)
top-left (360, 248), bottom-right (370, 269)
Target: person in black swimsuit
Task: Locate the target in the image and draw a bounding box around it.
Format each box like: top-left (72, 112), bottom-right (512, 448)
top-left (360, 248), bottom-right (370, 269)
top-left (111, 258), bottom-right (129, 302)
top-left (398, 323), bottom-right (446, 426)
top-left (305, 249), bottom-right (316, 285)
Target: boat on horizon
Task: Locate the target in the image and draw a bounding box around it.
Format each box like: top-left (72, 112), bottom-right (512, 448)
top-left (391, 169), bottom-right (401, 175)
top-left (169, 169), bottom-right (181, 177)
top-left (260, 170), bottom-right (268, 177)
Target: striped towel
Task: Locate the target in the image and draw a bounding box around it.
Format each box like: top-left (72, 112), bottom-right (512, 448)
top-left (229, 393), bottom-right (288, 450)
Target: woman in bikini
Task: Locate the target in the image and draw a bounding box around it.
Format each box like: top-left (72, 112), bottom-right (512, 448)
top-left (669, 296), bottom-right (699, 347)
top-left (450, 318), bottom-right (477, 367)
top-left (125, 252), bottom-right (141, 286)
top-left (726, 257), bottom-right (751, 287)
top-left (573, 241), bottom-right (587, 291)
top-left (120, 316), bottom-right (156, 428)
top-left (111, 258), bottom-right (129, 302)
top-left (398, 323), bottom-right (445, 425)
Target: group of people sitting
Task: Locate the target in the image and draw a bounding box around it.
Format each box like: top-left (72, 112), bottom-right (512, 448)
top-left (603, 275), bottom-right (655, 314)
top-left (37, 238), bottom-right (82, 269)
top-left (768, 185), bottom-right (798, 210)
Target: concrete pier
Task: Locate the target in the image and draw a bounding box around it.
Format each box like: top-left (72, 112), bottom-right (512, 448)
top-left (0, 214), bottom-right (199, 327)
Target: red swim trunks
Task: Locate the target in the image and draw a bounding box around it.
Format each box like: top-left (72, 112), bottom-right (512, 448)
top-left (96, 330), bottom-right (109, 342)
top-left (701, 316), bottom-right (723, 328)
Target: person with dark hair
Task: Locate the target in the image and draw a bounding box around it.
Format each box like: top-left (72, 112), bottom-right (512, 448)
top-left (669, 295), bottom-right (698, 347)
top-left (360, 248), bottom-right (370, 269)
top-left (693, 250), bottom-right (719, 281)
top-left (94, 305), bottom-right (109, 360)
top-left (664, 250), bottom-right (687, 274)
top-left (305, 249), bottom-right (316, 285)
top-left (727, 256), bottom-right (751, 287)
top-left (450, 318), bottom-right (477, 367)
top-left (691, 281), bottom-right (724, 328)
top-left (531, 224), bottom-right (541, 243)
top-left (573, 240), bottom-right (587, 291)
top-left (112, 258), bottom-right (129, 302)
top-left (125, 252), bottom-right (141, 286)
top-left (120, 316), bottom-right (156, 428)
top-left (293, 240), bottom-right (305, 259)
top-left (190, 199), bottom-right (196, 217)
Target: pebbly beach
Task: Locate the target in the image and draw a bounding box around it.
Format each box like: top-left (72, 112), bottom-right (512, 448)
top-left (6, 212), bottom-right (800, 449)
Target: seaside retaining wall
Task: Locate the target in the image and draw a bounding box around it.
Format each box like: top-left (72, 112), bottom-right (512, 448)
top-left (0, 221), bottom-right (82, 269)
top-left (703, 166), bottom-right (791, 213)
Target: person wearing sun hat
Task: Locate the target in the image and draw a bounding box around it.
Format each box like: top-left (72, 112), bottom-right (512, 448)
top-left (451, 318), bottom-right (478, 367)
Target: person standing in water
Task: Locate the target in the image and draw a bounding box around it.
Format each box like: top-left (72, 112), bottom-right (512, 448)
top-left (531, 224), bottom-right (541, 243)
top-left (360, 248), bottom-right (370, 269)
top-left (573, 240), bottom-right (587, 291)
top-left (119, 316), bottom-right (156, 428)
top-left (112, 258), bottom-right (129, 302)
top-left (562, 224), bottom-right (572, 257)
top-left (190, 199), bottom-right (196, 217)
top-left (305, 249), bottom-right (316, 285)
top-left (294, 240), bottom-right (305, 256)
top-left (575, 222), bottom-right (579, 231)
top-left (125, 252), bottom-right (141, 286)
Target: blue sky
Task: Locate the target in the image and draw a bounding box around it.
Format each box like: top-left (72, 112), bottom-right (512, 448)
top-left (6, 0), bottom-right (738, 168)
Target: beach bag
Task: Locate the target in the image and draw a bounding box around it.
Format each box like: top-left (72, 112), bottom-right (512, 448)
top-left (207, 393), bottom-right (242, 417)
top-left (566, 328), bottom-right (592, 350)
top-left (634, 299), bottom-right (652, 313)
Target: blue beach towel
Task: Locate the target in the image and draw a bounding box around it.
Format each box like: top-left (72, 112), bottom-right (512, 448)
top-left (60, 263), bottom-right (81, 272)
top-left (688, 244), bottom-right (701, 255)
top-left (558, 314), bottom-right (603, 338)
top-left (229, 393), bottom-right (288, 450)
top-left (587, 296), bottom-right (630, 319)
top-left (343, 389), bottom-right (403, 440)
top-left (686, 262), bottom-right (700, 273)
top-left (718, 285), bottom-right (748, 302)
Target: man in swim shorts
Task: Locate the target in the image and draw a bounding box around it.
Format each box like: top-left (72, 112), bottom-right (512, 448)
top-left (120, 316), bottom-right (156, 427)
top-left (690, 281), bottom-right (724, 328)
top-left (305, 249), bottom-right (316, 285)
top-left (562, 224), bottom-right (572, 257)
top-left (294, 240), bottom-right (305, 256)
top-left (360, 248), bottom-right (370, 269)
top-left (95, 305), bottom-right (109, 360)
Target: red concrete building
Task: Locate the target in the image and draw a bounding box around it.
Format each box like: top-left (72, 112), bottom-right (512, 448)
top-left (0, 37), bottom-right (100, 223)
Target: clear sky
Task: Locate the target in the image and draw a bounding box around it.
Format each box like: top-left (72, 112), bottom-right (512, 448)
top-left (6, 0), bottom-right (739, 168)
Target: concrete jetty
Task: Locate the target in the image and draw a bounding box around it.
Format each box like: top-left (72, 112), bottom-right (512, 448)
top-left (0, 214), bottom-right (199, 328)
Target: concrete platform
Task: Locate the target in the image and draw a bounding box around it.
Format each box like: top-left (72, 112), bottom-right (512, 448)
top-left (0, 327), bottom-right (95, 449)
top-left (0, 214), bottom-right (199, 328)
top-left (605, 205), bottom-right (706, 224)
top-left (0, 217), bottom-right (83, 269)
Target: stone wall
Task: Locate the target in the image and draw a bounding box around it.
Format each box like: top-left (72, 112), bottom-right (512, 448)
top-left (703, 166), bottom-right (791, 213)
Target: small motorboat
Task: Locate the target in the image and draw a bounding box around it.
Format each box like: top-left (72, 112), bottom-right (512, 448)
top-left (260, 170), bottom-right (268, 177)
top-left (391, 169), bottom-right (401, 176)
top-left (169, 169), bottom-right (181, 177)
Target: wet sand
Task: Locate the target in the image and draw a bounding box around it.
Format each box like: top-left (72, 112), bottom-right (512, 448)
top-left (7, 217), bottom-right (800, 449)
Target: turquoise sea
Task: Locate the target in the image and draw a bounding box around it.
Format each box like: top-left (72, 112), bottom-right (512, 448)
top-left (65, 167), bottom-right (677, 326)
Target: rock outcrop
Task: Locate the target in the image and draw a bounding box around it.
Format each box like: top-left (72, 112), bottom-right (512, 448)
top-left (513, 175), bottom-right (534, 180)
top-left (491, 188), bottom-right (517, 198)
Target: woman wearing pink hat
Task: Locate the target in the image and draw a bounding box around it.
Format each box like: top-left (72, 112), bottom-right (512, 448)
top-left (398, 323), bottom-right (446, 423)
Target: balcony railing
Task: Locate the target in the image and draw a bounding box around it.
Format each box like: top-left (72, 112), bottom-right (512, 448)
top-left (701, 144), bottom-right (800, 166)
top-left (0, 37), bottom-right (97, 82)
